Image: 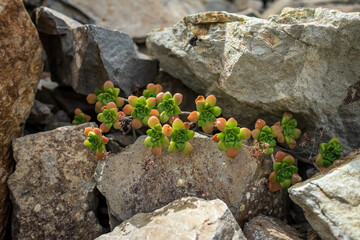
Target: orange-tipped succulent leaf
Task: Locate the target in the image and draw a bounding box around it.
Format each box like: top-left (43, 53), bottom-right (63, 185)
top-left (150, 109), bottom-right (160, 117)
top-left (151, 146), bottom-right (162, 156)
top-left (183, 121), bottom-right (190, 130)
top-left (103, 81), bottom-right (114, 90)
top-left (255, 119), bottom-right (266, 130)
top-left (123, 104), bottom-right (134, 115)
top-left (86, 94), bottom-right (97, 104)
top-left (101, 136), bottom-right (109, 144)
top-left (188, 111), bottom-right (199, 123)
top-left (173, 93), bottom-right (183, 105)
top-left (275, 151), bottom-right (286, 162)
top-left (226, 148), bottom-right (239, 158)
top-left (148, 116), bottom-right (160, 129)
top-left (100, 123), bottom-right (110, 133)
top-left (131, 118), bottom-right (142, 129)
top-left (251, 129), bottom-right (261, 140)
top-left (84, 127), bottom-right (92, 136)
top-left (96, 151), bottom-right (105, 160)
top-left (205, 95), bottom-right (216, 106)
top-left (216, 117), bottom-right (226, 131)
top-left (269, 182), bottom-right (281, 192)
top-left (162, 124), bottom-right (173, 136)
top-left (74, 108), bottom-right (82, 115)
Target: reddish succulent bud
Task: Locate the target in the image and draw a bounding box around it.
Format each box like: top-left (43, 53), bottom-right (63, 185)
top-left (202, 121), bottom-right (214, 133)
top-left (113, 121), bottom-right (122, 129)
top-left (123, 104), bottom-right (134, 115)
top-left (74, 108), bottom-right (82, 115)
top-left (103, 81), bottom-right (114, 90)
top-left (156, 92), bottom-right (165, 102)
top-left (291, 174), bottom-right (302, 185)
top-left (93, 128), bottom-right (102, 137)
top-left (148, 116), bottom-right (160, 129)
top-left (131, 118), bottom-right (142, 129)
top-left (100, 123), bottom-right (110, 133)
top-left (188, 111), bottom-right (199, 123)
top-left (213, 134), bottom-right (220, 142)
top-left (84, 128), bottom-right (92, 136)
top-left (239, 128), bottom-right (251, 140)
top-left (147, 97), bottom-right (157, 108)
top-left (269, 171), bottom-right (277, 183)
top-left (275, 151), bottom-right (286, 162)
top-left (155, 84), bottom-right (163, 93)
top-left (85, 115), bottom-right (91, 122)
top-left (251, 129), bottom-right (261, 139)
top-left (162, 124), bottom-right (173, 136)
top-left (289, 139), bottom-right (297, 149)
top-left (86, 94), bottom-right (97, 104)
top-left (128, 96), bottom-right (138, 107)
top-left (117, 111), bottom-right (126, 120)
top-left (151, 146), bottom-right (162, 156)
top-left (106, 102), bottom-right (118, 110)
top-left (183, 121), bottom-right (190, 130)
top-left (255, 119), bottom-right (266, 130)
top-left (216, 117), bottom-right (226, 131)
top-left (150, 109), bottom-right (160, 117)
top-left (95, 151), bottom-right (105, 160)
top-left (205, 95), bottom-right (216, 106)
top-left (147, 83), bottom-right (156, 92)
top-left (115, 97), bottom-right (125, 108)
top-left (169, 115), bottom-right (179, 125)
top-left (101, 136), bottom-right (109, 144)
top-left (173, 93), bottom-right (183, 105)
top-left (95, 102), bottom-right (104, 113)
top-left (226, 148), bottom-right (239, 158)
top-left (269, 182), bottom-right (281, 192)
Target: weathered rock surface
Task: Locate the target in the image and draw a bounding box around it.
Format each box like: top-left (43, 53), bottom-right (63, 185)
top-left (43, 0), bottom-right (207, 42)
top-left (243, 214), bottom-right (303, 240)
top-left (147, 8), bottom-right (360, 153)
top-left (96, 197), bottom-right (246, 240)
top-left (0, 0), bottom-right (43, 237)
top-left (293, 0), bottom-right (360, 13)
top-left (27, 100), bottom-right (54, 125)
top-left (8, 123), bottom-right (104, 239)
top-left (95, 134), bottom-right (286, 228)
top-left (288, 148), bottom-right (360, 240)
top-left (34, 7), bottom-right (158, 96)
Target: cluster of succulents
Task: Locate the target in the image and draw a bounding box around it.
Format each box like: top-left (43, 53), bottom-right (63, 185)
top-left (80, 80), bottom-right (346, 194)
top-left (268, 151), bottom-right (301, 192)
top-left (188, 95), bottom-right (222, 133)
top-left (315, 137), bottom-right (343, 168)
top-left (83, 127), bottom-right (109, 160)
top-left (213, 118), bottom-right (251, 158)
top-left (72, 108), bottom-right (91, 125)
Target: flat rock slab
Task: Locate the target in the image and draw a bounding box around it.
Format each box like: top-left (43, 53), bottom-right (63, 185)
top-left (96, 197), bottom-right (246, 240)
top-left (8, 123), bottom-right (104, 239)
top-left (95, 134), bottom-right (285, 228)
top-left (243, 214), bottom-right (303, 240)
top-left (288, 148), bottom-right (360, 240)
top-left (147, 8), bottom-right (360, 153)
top-left (0, 0), bottom-right (43, 237)
top-left (34, 7), bottom-right (158, 96)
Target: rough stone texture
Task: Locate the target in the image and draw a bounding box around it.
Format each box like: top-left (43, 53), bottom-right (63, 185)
top-left (147, 8), bottom-right (360, 153)
top-left (8, 123), bottom-right (104, 239)
top-left (294, 0), bottom-right (360, 13)
top-left (96, 197), bottom-right (246, 240)
top-left (243, 214), bottom-right (303, 240)
top-left (27, 100), bottom-right (54, 125)
top-left (95, 134), bottom-right (286, 229)
top-left (43, 0), bottom-right (206, 42)
top-left (288, 148), bottom-right (360, 240)
top-left (34, 7), bottom-right (158, 96)
top-left (0, 0), bottom-right (43, 237)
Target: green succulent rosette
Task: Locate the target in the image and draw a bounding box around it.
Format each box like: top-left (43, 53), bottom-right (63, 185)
top-left (123, 96), bottom-right (159, 129)
top-left (144, 116), bottom-right (170, 156)
top-left (252, 119), bottom-right (276, 155)
top-left (168, 119), bottom-right (194, 154)
top-left (315, 137), bottom-right (343, 168)
top-left (83, 127), bottom-right (109, 160)
top-left (156, 92), bottom-right (182, 123)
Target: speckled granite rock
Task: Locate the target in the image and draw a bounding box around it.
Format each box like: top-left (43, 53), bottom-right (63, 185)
top-left (147, 8), bottom-right (360, 153)
top-left (96, 197), bottom-right (246, 240)
top-left (288, 149), bottom-right (360, 240)
top-left (34, 7), bottom-right (158, 96)
top-left (95, 134), bottom-right (286, 228)
top-left (243, 214), bottom-right (303, 240)
top-left (8, 123), bottom-right (104, 239)
top-left (0, 0), bottom-right (43, 237)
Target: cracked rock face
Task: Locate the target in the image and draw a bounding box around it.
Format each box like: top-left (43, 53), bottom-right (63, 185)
top-left (288, 148), bottom-right (360, 240)
top-left (95, 134), bottom-right (286, 229)
top-left (0, 0), bottom-right (43, 237)
top-left (147, 8), bottom-right (360, 153)
top-left (8, 123), bottom-right (104, 239)
top-left (96, 197), bottom-right (246, 240)
top-left (34, 7), bottom-right (158, 96)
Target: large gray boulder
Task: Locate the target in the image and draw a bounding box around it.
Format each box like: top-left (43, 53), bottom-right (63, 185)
top-left (8, 123), bottom-right (104, 239)
top-left (288, 148), bottom-right (360, 240)
top-left (96, 197), bottom-right (246, 240)
top-left (34, 7), bottom-right (158, 96)
top-left (0, 0), bottom-right (43, 237)
top-left (147, 8), bottom-right (360, 153)
top-left (95, 134), bottom-right (287, 229)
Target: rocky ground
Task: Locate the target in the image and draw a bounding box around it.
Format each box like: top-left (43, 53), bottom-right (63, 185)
top-left (1, 0), bottom-right (359, 239)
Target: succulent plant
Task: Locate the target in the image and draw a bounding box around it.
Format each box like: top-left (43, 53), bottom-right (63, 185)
top-left (252, 119), bottom-right (277, 155)
top-left (86, 81), bottom-right (124, 113)
top-left (123, 96), bottom-right (159, 129)
top-left (269, 151), bottom-right (301, 192)
top-left (84, 127), bottom-right (109, 160)
top-left (144, 116), bottom-right (170, 156)
top-left (72, 108), bottom-right (91, 125)
top-left (143, 83), bottom-right (163, 99)
top-left (315, 137), bottom-right (343, 168)
top-left (213, 118), bottom-right (251, 158)
top-left (168, 119), bottom-right (194, 154)
top-left (188, 95), bottom-right (222, 133)
top-left (156, 91), bottom-right (182, 123)
top-left (271, 112), bottom-right (301, 149)
top-left (97, 102), bottom-right (126, 133)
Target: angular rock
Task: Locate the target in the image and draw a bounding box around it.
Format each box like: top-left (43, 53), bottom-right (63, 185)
top-left (0, 0), bottom-right (43, 237)
top-left (43, 0), bottom-right (207, 42)
top-left (147, 8), bottom-right (360, 153)
top-left (95, 134), bottom-right (286, 228)
top-left (96, 197), bottom-right (246, 240)
top-left (288, 148), bottom-right (360, 240)
top-left (27, 100), bottom-right (54, 125)
top-left (8, 123), bottom-right (104, 239)
top-left (34, 7), bottom-right (158, 96)
top-left (243, 214), bottom-right (303, 240)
